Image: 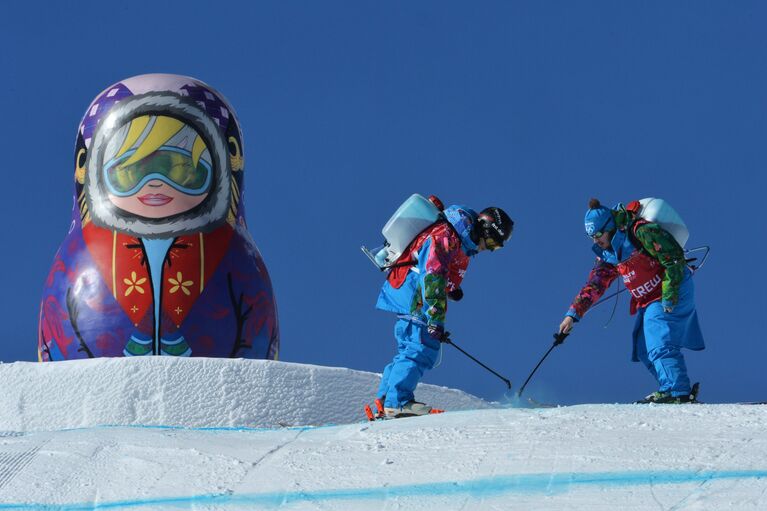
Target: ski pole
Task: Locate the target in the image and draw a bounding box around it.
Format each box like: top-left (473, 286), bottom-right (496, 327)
top-left (442, 338), bottom-right (512, 389)
top-left (591, 287), bottom-right (626, 310)
top-left (515, 332), bottom-right (569, 398)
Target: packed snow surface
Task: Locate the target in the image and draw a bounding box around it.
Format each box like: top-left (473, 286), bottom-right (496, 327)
top-left (0, 358), bottom-right (766, 510)
top-left (0, 357), bottom-right (489, 431)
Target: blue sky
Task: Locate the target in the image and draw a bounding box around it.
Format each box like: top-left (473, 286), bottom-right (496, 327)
top-left (1, 1), bottom-right (764, 404)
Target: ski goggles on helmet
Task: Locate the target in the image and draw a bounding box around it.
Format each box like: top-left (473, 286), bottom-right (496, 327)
top-left (587, 217), bottom-right (614, 240)
top-left (482, 233), bottom-right (503, 252)
top-left (103, 147), bottom-right (212, 197)
top-left (480, 226), bottom-right (509, 251)
top-left (483, 238), bottom-right (503, 252)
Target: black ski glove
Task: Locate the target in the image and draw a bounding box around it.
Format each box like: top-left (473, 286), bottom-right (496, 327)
top-left (448, 288), bottom-right (464, 301)
top-left (427, 324), bottom-right (451, 343)
top-left (553, 332), bottom-right (569, 345)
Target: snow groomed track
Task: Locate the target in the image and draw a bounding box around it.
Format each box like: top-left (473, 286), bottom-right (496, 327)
top-left (0, 358), bottom-right (765, 509)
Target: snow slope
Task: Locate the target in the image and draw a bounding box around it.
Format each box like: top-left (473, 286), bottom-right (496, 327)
top-left (0, 358), bottom-right (766, 510)
top-left (0, 358), bottom-right (490, 431)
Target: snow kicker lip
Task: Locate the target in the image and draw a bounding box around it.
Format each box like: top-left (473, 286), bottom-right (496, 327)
top-left (0, 423), bottom-right (322, 436)
top-left (2, 470), bottom-right (767, 509)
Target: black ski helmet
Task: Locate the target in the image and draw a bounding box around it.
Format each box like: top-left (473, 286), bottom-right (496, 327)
top-left (473, 207), bottom-right (513, 249)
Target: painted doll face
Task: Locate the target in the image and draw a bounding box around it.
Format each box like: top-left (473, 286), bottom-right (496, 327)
top-left (101, 116), bottom-right (213, 219)
top-left (107, 180), bottom-right (209, 218)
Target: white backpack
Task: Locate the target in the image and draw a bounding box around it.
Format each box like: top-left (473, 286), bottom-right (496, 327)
top-left (361, 194), bottom-right (443, 270)
top-left (628, 198), bottom-right (689, 248)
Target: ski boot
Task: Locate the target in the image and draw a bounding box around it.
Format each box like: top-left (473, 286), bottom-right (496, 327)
top-left (636, 390), bottom-right (671, 404)
top-left (383, 400), bottom-right (444, 419)
top-left (636, 382), bottom-right (700, 404)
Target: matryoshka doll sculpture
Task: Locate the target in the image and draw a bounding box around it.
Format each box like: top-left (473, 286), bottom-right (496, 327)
top-left (38, 74), bottom-right (279, 361)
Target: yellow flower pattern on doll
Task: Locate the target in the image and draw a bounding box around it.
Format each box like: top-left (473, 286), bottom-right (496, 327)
top-left (123, 271), bottom-right (146, 296)
top-left (168, 272), bottom-right (194, 296)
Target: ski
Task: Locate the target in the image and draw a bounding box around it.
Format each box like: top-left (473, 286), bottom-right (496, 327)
top-left (524, 397), bottom-right (559, 408)
top-left (364, 399), bottom-right (444, 421)
top-left (523, 383), bottom-right (702, 408)
top-left (364, 398), bottom-right (386, 421)
top-left (690, 382), bottom-right (701, 403)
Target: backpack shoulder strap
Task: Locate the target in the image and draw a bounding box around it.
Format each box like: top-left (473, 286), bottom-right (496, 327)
top-left (628, 219), bottom-right (651, 253)
top-left (393, 216), bottom-right (447, 266)
top-left (385, 219), bottom-right (448, 287)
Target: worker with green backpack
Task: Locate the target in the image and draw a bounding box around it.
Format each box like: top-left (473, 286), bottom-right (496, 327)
top-left (559, 198), bottom-right (705, 404)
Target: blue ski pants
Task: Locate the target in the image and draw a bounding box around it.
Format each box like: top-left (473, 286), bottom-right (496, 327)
top-left (377, 317), bottom-right (441, 408)
top-left (632, 273), bottom-right (705, 397)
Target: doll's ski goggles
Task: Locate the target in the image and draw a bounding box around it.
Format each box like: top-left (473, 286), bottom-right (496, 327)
top-left (103, 147), bottom-right (212, 197)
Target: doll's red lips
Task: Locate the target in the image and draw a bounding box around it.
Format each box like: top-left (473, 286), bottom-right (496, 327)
top-left (138, 194), bottom-right (173, 206)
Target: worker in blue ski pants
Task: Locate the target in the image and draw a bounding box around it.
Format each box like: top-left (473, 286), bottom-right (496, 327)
top-left (632, 272), bottom-right (704, 395)
top-left (377, 317), bottom-right (441, 408)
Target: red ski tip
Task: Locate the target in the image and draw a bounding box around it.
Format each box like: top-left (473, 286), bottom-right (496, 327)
top-left (365, 400), bottom-right (388, 421)
top-left (429, 408), bottom-right (445, 414)
top-left (374, 398), bottom-right (385, 418)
